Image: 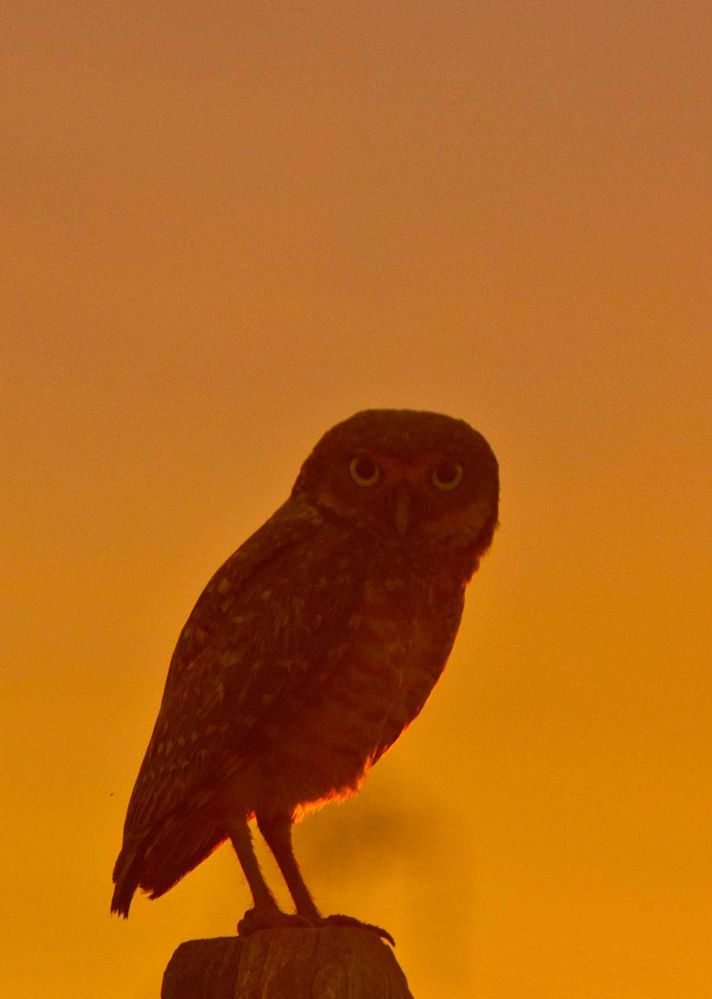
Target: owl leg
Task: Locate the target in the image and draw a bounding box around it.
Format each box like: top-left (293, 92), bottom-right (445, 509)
top-left (227, 816), bottom-right (310, 934)
top-left (227, 817), bottom-right (277, 912)
top-left (256, 811), bottom-right (321, 922)
top-left (257, 811), bottom-right (396, 945)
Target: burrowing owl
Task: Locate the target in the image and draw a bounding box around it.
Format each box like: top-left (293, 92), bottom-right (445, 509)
top-left (111, 409), bottom-right (499, 935)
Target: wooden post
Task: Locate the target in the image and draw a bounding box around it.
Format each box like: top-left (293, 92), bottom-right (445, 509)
top-left (162, 926), bottom-right (413, 998)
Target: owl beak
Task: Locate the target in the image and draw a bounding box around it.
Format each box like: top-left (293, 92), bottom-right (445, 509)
top-left (393, 490), bottom-right (411, 536)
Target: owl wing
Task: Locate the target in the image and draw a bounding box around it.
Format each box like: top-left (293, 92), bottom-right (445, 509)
top-left (120, 494), bottom-right (364, 844)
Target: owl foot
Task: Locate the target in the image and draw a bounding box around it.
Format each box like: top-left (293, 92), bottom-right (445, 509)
top-left (237, 906), bottom-right (314, 936)
top-left (322, 913), bottom-right (395, 947)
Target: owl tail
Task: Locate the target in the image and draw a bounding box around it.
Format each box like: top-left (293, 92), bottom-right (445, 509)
top-left (111, 846), bottom-right (142, 917)
top-left (111, 814), bottom-right (226, 917)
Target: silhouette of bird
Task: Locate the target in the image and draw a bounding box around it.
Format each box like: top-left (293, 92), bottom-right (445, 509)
top-left (111, 409), bottom-right (499, 935)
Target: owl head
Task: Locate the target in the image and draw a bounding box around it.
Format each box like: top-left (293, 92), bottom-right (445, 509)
top-left (292, 409), bottom-right (499, 557)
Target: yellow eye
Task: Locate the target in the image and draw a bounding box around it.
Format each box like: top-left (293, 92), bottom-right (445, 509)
top-left (349, 455), bottom-right (380, 487)
top-left (431, 460), bottom-right (463, 491)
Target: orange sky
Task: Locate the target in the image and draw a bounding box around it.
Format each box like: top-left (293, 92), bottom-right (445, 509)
top-left (3, 3), bottom-right (711, 996)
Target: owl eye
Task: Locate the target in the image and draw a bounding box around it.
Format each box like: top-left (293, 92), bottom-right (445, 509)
top-left (431, 459), bottom-right (463, 491)
top-left (349, 455), bottom-right (380, 487)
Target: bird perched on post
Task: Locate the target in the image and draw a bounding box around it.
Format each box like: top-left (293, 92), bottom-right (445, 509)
top-left (111, 409), bottom-right (499, 936)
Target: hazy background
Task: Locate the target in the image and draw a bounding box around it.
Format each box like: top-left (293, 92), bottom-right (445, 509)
top-left (3, 3), bottom-right (711, 996)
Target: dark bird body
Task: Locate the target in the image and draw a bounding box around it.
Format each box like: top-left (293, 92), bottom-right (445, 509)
top-left (112, 409), bottom-right (499, 932)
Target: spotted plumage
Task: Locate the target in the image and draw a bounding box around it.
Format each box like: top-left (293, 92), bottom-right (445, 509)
top-left (111, 409), bottom-right (499, 932)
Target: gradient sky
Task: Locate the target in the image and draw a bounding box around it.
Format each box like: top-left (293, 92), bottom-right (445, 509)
top-left (3, 3), bottom-right (711, 997)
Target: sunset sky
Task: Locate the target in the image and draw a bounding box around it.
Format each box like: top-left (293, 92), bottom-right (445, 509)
top-left (3, 3), bottom-right (711, 996)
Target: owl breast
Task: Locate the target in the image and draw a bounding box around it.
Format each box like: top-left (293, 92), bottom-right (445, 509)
top-left (224, 543), bottom-right (467, 821)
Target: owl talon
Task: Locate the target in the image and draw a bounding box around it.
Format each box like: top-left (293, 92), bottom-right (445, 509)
top-left (322, 913), bottom-right (396, 946)
top-left (237, 907), bottom-right (315, 936)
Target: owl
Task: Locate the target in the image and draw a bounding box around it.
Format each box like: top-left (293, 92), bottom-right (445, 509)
top-left (111, 409), bottom-right (499, 937)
